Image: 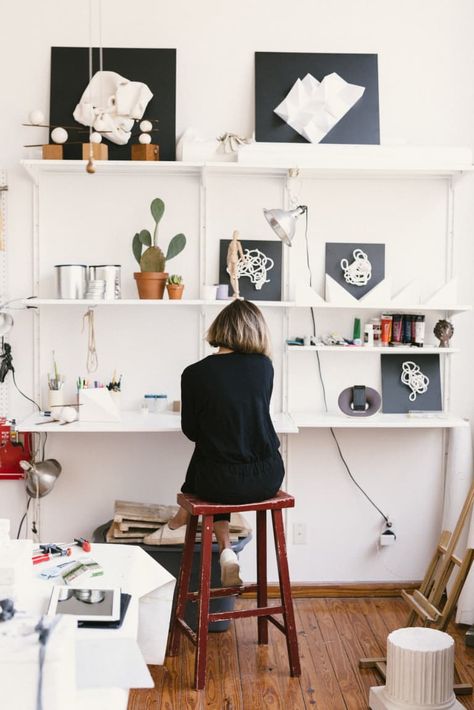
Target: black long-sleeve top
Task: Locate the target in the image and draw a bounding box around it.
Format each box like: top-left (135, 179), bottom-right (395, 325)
top-left (181, 352), bottom-right (280, 464)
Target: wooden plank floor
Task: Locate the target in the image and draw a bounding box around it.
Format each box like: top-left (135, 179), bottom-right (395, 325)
top-left (128, 597), bottom-right (474, 709)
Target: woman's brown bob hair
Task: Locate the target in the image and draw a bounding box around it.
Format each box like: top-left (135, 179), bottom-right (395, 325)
top-left (206, 299), bottom-right (271, 357)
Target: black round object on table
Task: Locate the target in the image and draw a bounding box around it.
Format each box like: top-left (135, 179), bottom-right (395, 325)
top-left (338, 386), bottom-right (381, 417)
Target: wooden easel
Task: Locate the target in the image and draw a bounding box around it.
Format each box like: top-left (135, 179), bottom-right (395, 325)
top-left (360, 480), bottom-right (474, 696)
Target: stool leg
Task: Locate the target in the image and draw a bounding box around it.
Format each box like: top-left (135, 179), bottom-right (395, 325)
top-left (167, 514), bottom-right (198, 656)
top-left (271, 509), bottom-right (301, 677)
top-left (195, 513), bottom-right (213, 690)
top-left (256, 509), bottom-right (268, 644)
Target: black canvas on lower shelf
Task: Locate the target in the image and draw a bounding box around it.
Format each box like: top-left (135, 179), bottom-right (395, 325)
top-left (381, 353), bottom-right (442, 413)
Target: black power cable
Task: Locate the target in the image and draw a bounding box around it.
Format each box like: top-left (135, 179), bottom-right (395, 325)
top-left (302, 211), bottom-right (389, 524)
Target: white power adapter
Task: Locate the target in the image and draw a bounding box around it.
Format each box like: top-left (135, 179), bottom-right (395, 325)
top-left (380, 521), bottom-right (396, 546)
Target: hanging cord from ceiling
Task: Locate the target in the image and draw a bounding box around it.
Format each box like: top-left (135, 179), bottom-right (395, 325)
top-left (86, 0), bottom-right (104, 173)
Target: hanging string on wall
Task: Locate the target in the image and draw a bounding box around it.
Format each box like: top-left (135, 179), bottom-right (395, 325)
top-left (83, 308), bottom-right (99, 373)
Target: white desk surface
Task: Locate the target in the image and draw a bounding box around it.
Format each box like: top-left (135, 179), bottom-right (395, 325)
top-left (17, 544), bottom-right (175, 692)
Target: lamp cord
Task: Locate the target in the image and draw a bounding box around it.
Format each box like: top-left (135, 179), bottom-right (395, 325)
top-left (35, 616), bottom-right (61, 710)
top-left (12, 371), bottom-right (41, 411)
top-left (16, 496), bottom-right (32, 539)
top-left (302, 218), bottom-right (389, 524)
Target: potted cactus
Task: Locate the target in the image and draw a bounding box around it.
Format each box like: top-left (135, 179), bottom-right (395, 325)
top-left (166, 274), bottom-right (185, 300)
top-left (133, 198), bottom-right (186, 299)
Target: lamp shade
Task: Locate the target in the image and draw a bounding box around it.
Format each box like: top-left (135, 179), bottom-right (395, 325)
top-left (20, 459), bottom-right (62, 498)
top-left (263, 205), bottom-right (307, 246)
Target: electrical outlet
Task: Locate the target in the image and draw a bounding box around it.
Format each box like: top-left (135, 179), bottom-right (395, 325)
top-left (293, 523), bottom-right (307, 545)
top-left (380, 521), bottom-right (397, 546)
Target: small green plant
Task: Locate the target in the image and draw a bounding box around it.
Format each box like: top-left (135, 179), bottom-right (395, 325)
top-left (132, 198), bottom-right (186, 272)
top-left (167, 274), bottom-right (183, 286)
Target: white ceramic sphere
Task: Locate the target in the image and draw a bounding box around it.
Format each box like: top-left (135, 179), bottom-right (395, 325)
top-left (139, 133), bottom-right (152, 144)
top-left (29, 109), bottom-right (45, 125)
top-left (51, 127), bottom-right (68, 144)
top-left (139, 120), bottom-right (153, 132)
top-left (60, 406), bottom-right (78, 423)
top-left (90, 132), bottom-right (102, 144)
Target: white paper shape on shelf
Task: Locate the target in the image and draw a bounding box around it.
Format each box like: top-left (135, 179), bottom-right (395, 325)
top-left (325, 274), bottom-right (391, 305)
top-left (294, 283), bottom-right (327, 306)
top-left (274, 72), bottom-right (365, 144)
top-left (390, 281), bottom-right (421, 306)
top-left (426, 278), bottom-right (458, 306)
top-left (79, 389), bottom-right (121, 422)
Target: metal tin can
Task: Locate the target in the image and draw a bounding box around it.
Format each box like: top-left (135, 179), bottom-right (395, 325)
top-left (88, 265), bottom-right (121, 300)
top-left (55, 264), bottom-right (87, 299)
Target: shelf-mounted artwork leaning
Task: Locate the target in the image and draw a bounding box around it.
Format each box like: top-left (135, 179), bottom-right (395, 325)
top-left (325, 242), bottom-right (387, 304)
top-left (219, 239), bottom-right (283, 301)
top-left (255, 52), bottom-right (380, 145)
top-left (50, 47), bottom-right (176, 161)
top-left (381, 354), bottom-right (442, 413)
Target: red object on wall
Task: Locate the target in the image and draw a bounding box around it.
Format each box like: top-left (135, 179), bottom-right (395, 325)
top-left (0, 418), bottom-right (32, 480)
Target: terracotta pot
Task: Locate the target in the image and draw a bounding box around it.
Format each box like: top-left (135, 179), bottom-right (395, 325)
top-left (166, 284), bottom-right (185, 300)
top-left (134, 272), bottom-right (168, 299)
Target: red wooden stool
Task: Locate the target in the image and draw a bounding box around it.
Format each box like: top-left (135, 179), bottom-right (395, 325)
top-left (167, 490), bottom-right (301, 689)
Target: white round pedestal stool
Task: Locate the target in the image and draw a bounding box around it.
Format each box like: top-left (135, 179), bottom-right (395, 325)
top-left (369, 627), bottom-right (463, 710)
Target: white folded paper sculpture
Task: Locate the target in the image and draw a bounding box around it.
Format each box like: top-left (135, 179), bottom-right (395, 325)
top-left (74, 71), bottom-right (153, 145)
top-left (274, 72), bottom-right (365, 143)
top-left (79, 389), bottom-right (121, 422)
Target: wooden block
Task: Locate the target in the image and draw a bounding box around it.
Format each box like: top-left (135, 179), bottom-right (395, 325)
top-left (105, 523), bottom-right (144, 544)
top-left (107, 521), bottom-right (149, 539)
top-left (118, 520), bottom-right (159, 531)
top-left (114, 500), bottom-right (177, 523)
top-left (42, 144), bottom-right (63, 160)
top-left (131, 144), bottom-right (159, 161)
top-left (82, 143), bottom-right (108, 160)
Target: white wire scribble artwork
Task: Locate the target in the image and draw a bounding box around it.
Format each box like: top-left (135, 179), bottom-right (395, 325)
top-left (235, 249), bottom-right (274, 291)
top-left (400, 361), bottom-right (430, 402)
top-left (340, 248), bottom-right (372, 286)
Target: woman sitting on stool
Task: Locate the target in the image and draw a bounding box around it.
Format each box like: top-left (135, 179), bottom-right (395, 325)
top-left (157, 299), bottom-right (284, 586)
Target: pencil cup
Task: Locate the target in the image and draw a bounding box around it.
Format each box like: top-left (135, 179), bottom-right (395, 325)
top-left (48, 389), bottom-right (65, 410)
top-left (216, 284), bottom-right (229, 300)
top-left (202, 285), bottom-right (217, 300)
top-left (109, 391), bottom-right (121, 409)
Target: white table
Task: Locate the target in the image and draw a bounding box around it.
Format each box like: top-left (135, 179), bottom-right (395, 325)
top-left (17, 543), bottom-right (176, 710)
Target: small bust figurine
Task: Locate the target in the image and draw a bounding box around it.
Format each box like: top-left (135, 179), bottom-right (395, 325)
top-left (433, 319), bottom-right (454, 347)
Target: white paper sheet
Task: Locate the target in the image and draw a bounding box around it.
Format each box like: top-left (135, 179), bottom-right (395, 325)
top-left (274, 72), bottom-right (365, 143)
top-left (76, 638), bottom-right (153, 689)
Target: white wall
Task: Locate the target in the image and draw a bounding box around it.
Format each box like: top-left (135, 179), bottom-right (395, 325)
top-left (0, 0), bottom-right (473, 584)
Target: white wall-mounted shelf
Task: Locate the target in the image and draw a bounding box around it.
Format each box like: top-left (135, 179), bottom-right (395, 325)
top-left (25, 298), bottom-right (472, 316)
top-left (293, 302), bottom-right (472, 315)
top-left (18, 409), bottom-right (469, 433)
top-left (291, 411), bottom-right (469, 429)
top-left (26, 298), bottom-right (295, 308)
top-left (287, 345), bottom-right (459, 354)
top-left (17, 411), bottom-right (299, 434)
top-left (20, 155), bottom-right (474, 185)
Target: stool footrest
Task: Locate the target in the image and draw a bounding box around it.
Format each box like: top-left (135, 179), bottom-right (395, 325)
top-left (186, 583), bottom-right (259, 601)
top-left (208, 605), bottom-right (284, 623)
top-left (174, 618), bottom-right (197, 648)
top-left (268, 615), bottom-right (286, 634)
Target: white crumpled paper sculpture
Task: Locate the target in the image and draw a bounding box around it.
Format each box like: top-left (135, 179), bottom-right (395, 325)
top-left (73, 70), bottom-right (153, 145)
top-left (274, 72), bottom-right (365, 143)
